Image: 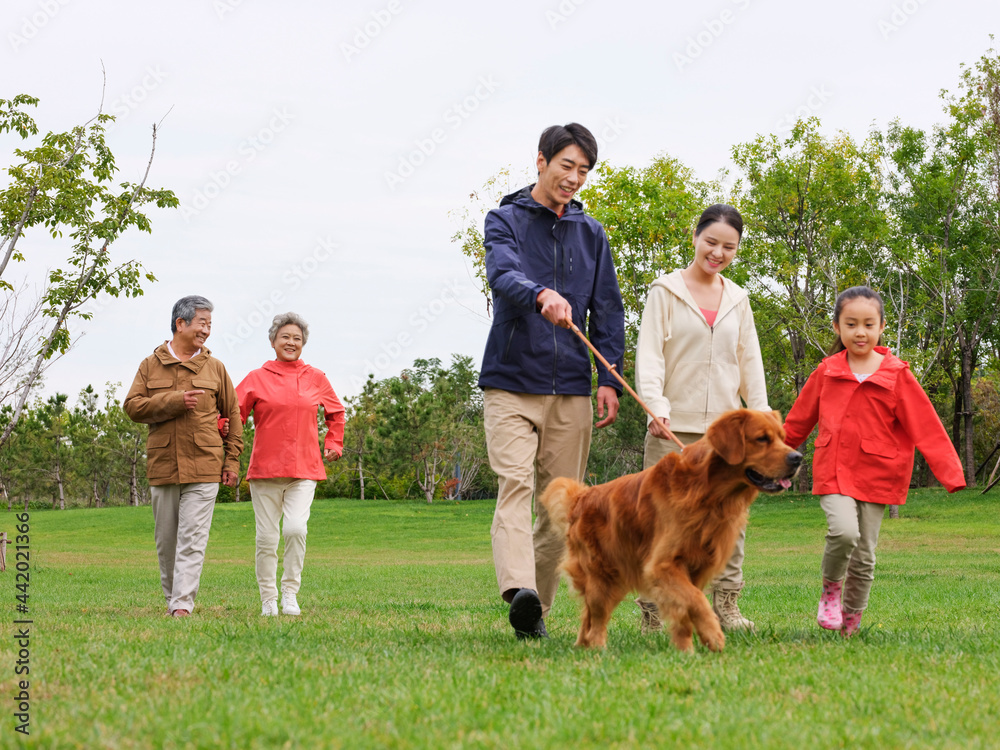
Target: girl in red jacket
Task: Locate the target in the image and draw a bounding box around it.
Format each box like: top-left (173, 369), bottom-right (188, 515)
top-left (783, 286), bottom-right (965, 637)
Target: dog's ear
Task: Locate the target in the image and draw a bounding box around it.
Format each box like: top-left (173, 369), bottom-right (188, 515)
top-left (771, 409), bottom-right (783, 423)
top-left (707, 410), bottom-right (747, 465)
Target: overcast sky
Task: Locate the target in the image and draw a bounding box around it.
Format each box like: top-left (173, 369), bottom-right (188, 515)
top-left (3, 0), bottom-right (997, 407)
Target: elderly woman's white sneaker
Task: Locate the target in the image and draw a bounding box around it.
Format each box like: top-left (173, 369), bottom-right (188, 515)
top-left (281, 592), bottom-right (301, 616)
top-left (261, 599), bottom-right (279, 616)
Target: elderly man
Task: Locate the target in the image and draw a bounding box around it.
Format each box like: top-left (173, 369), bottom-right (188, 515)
top-left (124, 295), bottom-right (243, 617)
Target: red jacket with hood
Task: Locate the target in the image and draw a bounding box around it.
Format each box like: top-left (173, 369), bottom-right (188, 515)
top-left (236, 359), bottom-right (345, 481)
top-left (783, 348), bottom-right (965, 505)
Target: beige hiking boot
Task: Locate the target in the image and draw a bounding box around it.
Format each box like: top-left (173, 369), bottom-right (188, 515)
top-left (712, 585), bottom-right (755, 632)
top-left (636, 598), bottom-right (663, 634)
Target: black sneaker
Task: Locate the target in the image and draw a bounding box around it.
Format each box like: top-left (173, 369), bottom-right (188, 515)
top-left (509, 588), bottom-right (547, 639)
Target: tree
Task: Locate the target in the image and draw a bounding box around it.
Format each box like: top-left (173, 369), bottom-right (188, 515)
top-left (341, 374), bottom-right (386, 500)
top-left (0, 404), bottom-right (24, 509)
top-left (731, 119), bottom-right (888, 405)
top-left (68, 384), bottom-right (107, 507)
top-left (580, 155), bottom-right (713, 334)
top-left (0, 284), bottom-right (48, 408)
top-left (17, 393), bottom-right (72, 510)
top-left (98, 383), bottom-right (147, 506)
top-left (369, 357), bottom-right (486, 503)
top-left (438, 355), bottom-right (490, 500)
top-left (450, 165), bottom-right (533, 317)
top-left (0, 92), bottom-right (177, 448)
top-left (877, 44), bottom-right (1000, 483)
top-left (375, 359), bottom-right (451, 503)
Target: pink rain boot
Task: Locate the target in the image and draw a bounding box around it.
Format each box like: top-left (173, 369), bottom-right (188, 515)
top-left (817, 578), bottom-right (843, 631)
top-left (841, 610), bottom-right (863, 638)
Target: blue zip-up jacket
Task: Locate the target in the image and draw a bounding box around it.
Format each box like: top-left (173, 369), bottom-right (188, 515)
top-left (478, 185), bottom-right (625, 396)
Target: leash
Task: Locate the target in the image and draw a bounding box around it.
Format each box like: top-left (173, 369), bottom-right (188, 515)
top-left (569, 323), bottom-right (685, 450)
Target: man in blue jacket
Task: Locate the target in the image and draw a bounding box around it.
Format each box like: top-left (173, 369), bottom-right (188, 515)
top-left (479, 123), bottom-right (625, 639)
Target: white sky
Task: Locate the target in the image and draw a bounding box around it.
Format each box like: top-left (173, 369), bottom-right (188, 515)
top-left (3, 0), bottom-right (997, 406)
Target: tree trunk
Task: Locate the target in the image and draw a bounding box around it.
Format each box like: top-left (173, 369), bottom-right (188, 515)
top-left (421, 463), bottom-right (434, 504)
top-left (370, 474), bottom-right (391, 501)
top-left (458, 455), bottom-right (485, 497)
top-left (952, 385), bottom-right (962, 448)
top-left (92, 476), bottom-right (101, 508)
top-left (960, 343), bottom-right (977, 486)
top-left (358, 454), bottom-right (366, 501)
top-left (129, 459), bottom-right (140, 506)
top-left (987, 452), bottom-right (1000, 489)
top-left (421, 455), bottom-right (439, 504)
top-left (129, 434), bottom-right (141, 506)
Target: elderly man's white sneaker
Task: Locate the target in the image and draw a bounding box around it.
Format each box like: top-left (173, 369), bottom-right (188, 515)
top-left (281, 592), bottom-right (301, 616)
top-left (261, 599), bottom-right (279, 616)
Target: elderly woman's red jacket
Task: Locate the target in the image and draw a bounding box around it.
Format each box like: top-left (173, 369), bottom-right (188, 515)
top-left (783, 348), bottom-right (965, 505)
top-left (236, 358), bottom-right (345, 481)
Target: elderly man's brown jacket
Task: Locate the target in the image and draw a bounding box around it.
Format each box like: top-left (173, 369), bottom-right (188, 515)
top-left (124, 344), bottom-right (243, 486)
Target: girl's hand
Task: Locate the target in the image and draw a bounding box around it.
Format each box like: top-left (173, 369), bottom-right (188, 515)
top-left (648, 417), bottom-right (672, 440)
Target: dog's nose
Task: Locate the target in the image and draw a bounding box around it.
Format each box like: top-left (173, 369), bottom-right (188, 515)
top-left (786, 451), bottom-right (803, 467)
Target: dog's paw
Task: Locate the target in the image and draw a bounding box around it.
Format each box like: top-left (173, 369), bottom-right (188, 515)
top-left (699, 626), bottom-right (726, 652)
top-left (575, 630), bottom-right (608, 649)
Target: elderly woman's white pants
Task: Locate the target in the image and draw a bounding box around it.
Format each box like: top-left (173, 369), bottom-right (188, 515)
top-left (249, 478), bottom-right (317, 602)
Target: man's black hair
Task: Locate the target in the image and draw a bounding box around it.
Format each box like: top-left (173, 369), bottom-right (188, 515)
top-left (537, 123), bottom-right (598, 169)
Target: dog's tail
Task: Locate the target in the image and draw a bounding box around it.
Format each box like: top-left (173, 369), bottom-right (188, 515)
top-left (539, 477), bottom-right (584, 536)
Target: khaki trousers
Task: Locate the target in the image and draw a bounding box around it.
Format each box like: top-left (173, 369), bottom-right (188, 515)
top-left (820, 493), bottom-right (886, 613)
top-left (151, 482), bottom-right (219, 613)
top-left (249, 478), bottom-right (317, 602)
top-left (643, 431), bottom-right (746, 587)
top-left (484, 389), bottom-right (592, 617)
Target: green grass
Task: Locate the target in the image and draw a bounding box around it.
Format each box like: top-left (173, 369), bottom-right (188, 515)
top-left (2, 489), bottom-right (999, 749)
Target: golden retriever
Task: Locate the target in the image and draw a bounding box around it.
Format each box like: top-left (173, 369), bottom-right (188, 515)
top-left (540, 409), bottom-right (801, 651)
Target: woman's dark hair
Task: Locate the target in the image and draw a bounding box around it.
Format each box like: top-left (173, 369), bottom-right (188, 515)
top-left (694, 204), bottom-right (744, 239)
top-left (537, 123), bottom-right (598, 170)
top-left (828, 285), bottom-right (886, 355)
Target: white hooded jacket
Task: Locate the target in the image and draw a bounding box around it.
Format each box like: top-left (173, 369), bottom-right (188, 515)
top-left (635, 269), bottom-right (769, 434)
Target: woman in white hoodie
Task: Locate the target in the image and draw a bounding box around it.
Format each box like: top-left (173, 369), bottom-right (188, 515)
top-left (634, 204), bottom-right (769, 634)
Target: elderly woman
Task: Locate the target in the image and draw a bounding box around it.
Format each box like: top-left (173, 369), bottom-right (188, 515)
top-left (235, 312), bottom-right (345, 616)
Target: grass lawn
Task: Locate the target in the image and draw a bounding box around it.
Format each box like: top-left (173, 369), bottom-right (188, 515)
top-left (2, 488), bottom-right (999, 749)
